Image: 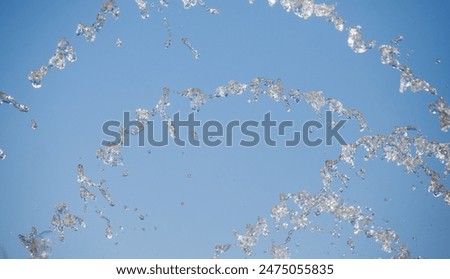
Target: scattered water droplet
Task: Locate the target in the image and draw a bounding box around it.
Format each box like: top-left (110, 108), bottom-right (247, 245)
top-left (181, 37), bottom-right (200, 59)
top-left (134, 0), bottom-right (150, 19)
top-left (31, 119), bottom-right (38, 130)
top-left (115, 38), bottom-right (122, 47)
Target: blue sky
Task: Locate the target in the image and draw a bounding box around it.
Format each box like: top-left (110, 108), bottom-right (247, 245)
top-left (0, 0), bottom-right (449, 258)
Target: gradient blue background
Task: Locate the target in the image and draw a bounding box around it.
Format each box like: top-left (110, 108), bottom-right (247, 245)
top-left (0, 0), bottom-right (449, 258)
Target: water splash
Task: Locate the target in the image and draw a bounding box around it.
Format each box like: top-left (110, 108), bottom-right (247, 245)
top-left (267, 1), bottom-right (345, 31)
top-left (391, 35), bottom-right (404, 46)
top-left (278, 0), bottom-right (315, 19)
top-left (15, 0), bottom-right (449, 259)
top-left (96, 117), bottom-right (126, 166)
top-left (181, 37), bottom-right (200, 59)
top-left (51, 202), bottom-right (86, 241)
top-left (270, 245), bottom-right (290, 259)
top-left (76, 0), bottom-right (120, 42)
top-left (160, 0), bottom-right (169, 8)
top-left (151, 87), bottom-right (176, 138)
top-left (28, 38), bottom-right (76, 88)
top-left (198, 0), bottom-right (220, 14)
top-left (0, 91), bottom-right (29, 112)
top-left (134, 0), bottom-right (150, 19)
top-left (231, 189), bottom-right (411, 258)
top-left (233, 217), bottom-right (269, 256)
top-left (178, 88), bottom-right (207, 112)
top-left (347, 25), bottom-right (376, 54)
top-left (321, 127), bottom-right (450, 204)
top-left (429, 97), bottom-right (450, 132)
top-left (163, 17), bottom-right (173, 49)
top-left (18, 227), bottom-right (53, 259)
top-left (213, 243), bottom-right (231, 259)
top-left (96, 209), bottom-right (114, 239)
top-left (313, 3), bottom-right (345, 31)
top-left (379, 43), bottom-right (437, 95)
top-left (178, 78), bottom-right (368, 131)
top-left (77, 164), bottom-right (115, 207)
top-left (182, 0), bottom-right (198, 9)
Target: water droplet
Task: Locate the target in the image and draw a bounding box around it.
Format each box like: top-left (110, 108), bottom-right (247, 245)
top-left (181, 37), bottom-right (200, 59)
top-left (115, 38), bottom-right (122, 47)
top-left (31, 119), bottom-right (38, 130)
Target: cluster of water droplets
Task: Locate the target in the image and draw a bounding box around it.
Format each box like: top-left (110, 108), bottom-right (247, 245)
top-left (96, 209), bottom-right (114, 239)
top-left (28, 38), bottom-right (77, 88)
top-left (267, 1), bottom-right (345, 31)
top-left (51, 202), bottom-right (86, 242)
top-left (233, 217), bottom-right (270, 256)
top-left (18, 227), bottom-right (53, 259)
top-left (97, 134), bottom-right (125, 167)
top-left (172, 77), bottom-right (368, 132)
top-left (13, 0), bottom-right (448, 259)
top-left (0, 91), bottom-right (29, 112)
top-left (182, 0), bottom-right (220, 14)
top-left (163, 17), bottom-right (173, 48)
top-left (76, 0), bottom-right (120, 42)
top-left (181, 37), bottom-right (201, 59)
top-left (347, 25), bottom-right (376, 54)
top-left (379, 44), bottom-right (437, 95)
top-left (429, 97), bottom-right (450, 132)
top-left (77, 164), bottom-right (116, 208)
top-left (134, 0), bottom-right (150, 19)
top-left (318, 127), bottom-right (450, 204)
